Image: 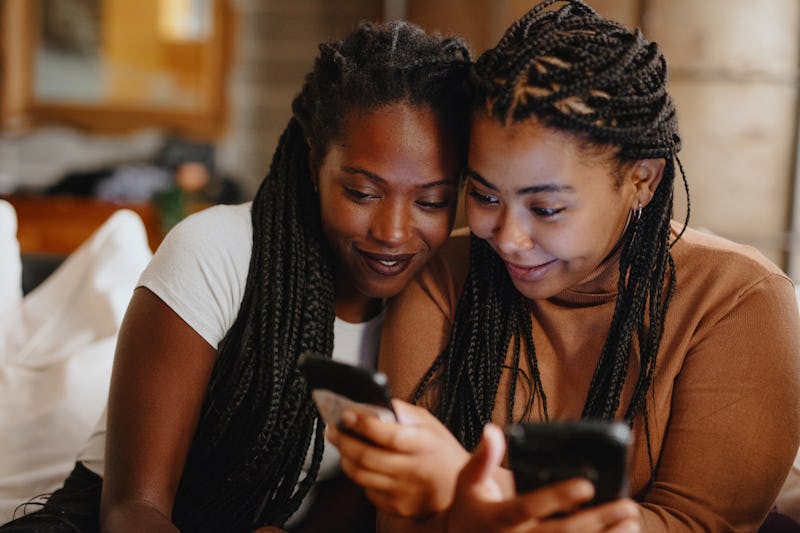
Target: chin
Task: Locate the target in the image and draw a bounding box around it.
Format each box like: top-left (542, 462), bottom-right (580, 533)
top-left (511, 280), bottom-right (563, 301)
top-left (358, 279), bottom-right (405, 300)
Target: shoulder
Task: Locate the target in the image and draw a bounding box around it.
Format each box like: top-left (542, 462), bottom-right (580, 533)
top-left (380, 228), bottom-right (471, 400)
top-left (162, 202), bottom-right (252, 250)
top-left (404, 227), bottom-right (471, 319)
top-left (667, 222), bottom-right (799, 359)
top-left (138, 202), bottom-right (253, 348)
top-left (670, 222), bottom-right (794, 298)
top-left (149, 202), bottom-right (252, 271)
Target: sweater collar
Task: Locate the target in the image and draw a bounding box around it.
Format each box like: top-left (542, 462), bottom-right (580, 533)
top-left (547, 246), bottom-right (622, 306)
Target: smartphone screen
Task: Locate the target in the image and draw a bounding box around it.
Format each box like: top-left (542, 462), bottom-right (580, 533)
top-left (506, 421), bottom-right (632, 505)
top-left (298, 351), bottom-right (397, 428)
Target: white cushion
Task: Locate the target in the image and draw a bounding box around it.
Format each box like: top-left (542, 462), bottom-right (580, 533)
top-left (0, 209), bottom-right (152, 523)
top-left (0, 200), bottom-right (21, 319)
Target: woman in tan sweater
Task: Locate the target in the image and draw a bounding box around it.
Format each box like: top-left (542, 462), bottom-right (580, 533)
top-left (328, 1), bottom-right (800, 531)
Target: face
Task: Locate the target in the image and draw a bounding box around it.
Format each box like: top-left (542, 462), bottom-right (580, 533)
top-left (466, 115), bottom-right (646, 300)
top-left (315, 102), bottom-right (460, 305)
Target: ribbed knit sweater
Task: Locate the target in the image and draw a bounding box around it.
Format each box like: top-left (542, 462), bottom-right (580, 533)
top-left (380, 223), bottom-right (800, 532)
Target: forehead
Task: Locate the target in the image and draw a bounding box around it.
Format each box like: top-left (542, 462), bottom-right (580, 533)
top-left (341, 101), bottom-right (440, 137)
top-left (321, 102), bottom-right (460, 182)
top-left (468, 115), bottom-right (618, 188)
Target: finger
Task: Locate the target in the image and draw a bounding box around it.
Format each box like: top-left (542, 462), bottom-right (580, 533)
top-left (547, 499), bottom-right (640, 533)
top-left (340, 407), bottom-right (447, 455)
top-left (333, 425), bottom-right (421, 475)
top-left (391, 399), bottom-right (436, 425)
top-left (592, 499), bottom-right (641, 530)
top-left (338, 455), bottom-right (400, 492)
top-left (339, 408), bottom-right (407, 449)
top-left (512, 478), bottom-right (595, 520)
top-left (459, 424), bottom-right (505, 490)
top-left (344, 401), bottom-right (469, 456)
top-left (325, 424), bottom-right (341, 445)
top-left (327, 421), bottom-right (380, 451)
top-left (453, 479), bottom-right (596, 530)
top-left (330, 422), bottom-right (384, 462)
top-left (607, 517), bottom-right (641, 533)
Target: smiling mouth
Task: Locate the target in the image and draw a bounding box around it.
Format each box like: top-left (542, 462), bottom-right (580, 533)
top-left (357, 249), bottom-right (417, 276)
top-left (503, 258), bottom-right (558, 281)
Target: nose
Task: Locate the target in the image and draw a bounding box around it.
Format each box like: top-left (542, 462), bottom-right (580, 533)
top-left (369, 200), bottom-right (412, 246)
top-left (493, 206), bottom-right (534, 255)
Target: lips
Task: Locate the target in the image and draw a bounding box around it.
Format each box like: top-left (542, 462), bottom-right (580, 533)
top-left (357, 249), bottom-right (417, 276)
top-left (503, 258), bottom-right (558, 281)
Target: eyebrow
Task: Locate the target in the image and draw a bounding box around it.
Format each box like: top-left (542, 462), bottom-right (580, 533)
top-left (342, 166), bottom-right (458, 188)
top-left (465, 167), bottom-right (574, 195)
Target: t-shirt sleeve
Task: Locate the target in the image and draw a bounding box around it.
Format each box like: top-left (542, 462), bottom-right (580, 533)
top-left (137, 204), bottom-right (252, 349)
top-left (640, 272), bottom-right (800, 532)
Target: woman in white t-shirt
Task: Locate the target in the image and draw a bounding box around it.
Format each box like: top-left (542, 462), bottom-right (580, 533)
top-left (0, 20), bottom-right (471, 533)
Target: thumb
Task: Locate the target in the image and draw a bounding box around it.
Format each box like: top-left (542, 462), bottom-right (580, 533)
top-left (391, 399), bottom-right (430, 425)
top-left (459, 423), bottom-right (506, 488)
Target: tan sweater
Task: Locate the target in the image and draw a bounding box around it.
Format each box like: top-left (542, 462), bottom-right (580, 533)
top-left (379, 223), bottom-right (800, 532)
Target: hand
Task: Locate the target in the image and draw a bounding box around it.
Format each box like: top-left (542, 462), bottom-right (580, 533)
top-left (447, 424), bottom-right (641, 533)
top-left (326, 399), bottom-right (470, 518)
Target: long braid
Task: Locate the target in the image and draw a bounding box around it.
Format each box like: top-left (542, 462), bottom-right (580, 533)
top-left (172, 117), bottom-right (335, 531)
top-left (168, 21), bottom-right (470, 531)
top-left (421, 0), bottom-right (687, 479)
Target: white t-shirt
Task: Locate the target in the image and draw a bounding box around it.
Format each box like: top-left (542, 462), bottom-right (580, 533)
top-left (78, 202), bottom-right (384, 484)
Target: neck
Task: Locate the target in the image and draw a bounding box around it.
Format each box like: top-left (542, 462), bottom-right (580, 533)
top-left (333, 271), bottom-right (383, 323)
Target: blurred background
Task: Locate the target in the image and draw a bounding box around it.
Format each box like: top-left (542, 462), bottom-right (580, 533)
top-left (2, 0), bottom-right (799, 281)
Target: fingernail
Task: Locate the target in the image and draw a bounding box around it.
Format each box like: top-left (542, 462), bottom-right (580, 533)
top-left (341, 410), bottom-right (357, 426)
top-left (611, 523), bottom-right (638, 533)
top-left (568, 480), bottom-right (594, 499)
top-left (611, 501), bottom-right (639, 520)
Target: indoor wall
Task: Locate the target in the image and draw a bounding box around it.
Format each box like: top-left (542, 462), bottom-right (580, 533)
top-left (2, 0), bottom-right (798, 278)
top-left (404, 0), bottom-right (800, 274)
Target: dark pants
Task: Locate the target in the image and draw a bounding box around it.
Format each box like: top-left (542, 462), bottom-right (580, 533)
top-left (0, 463), bottom-right (375, 532)
top-left (0, 463), bottom-right (102, 533)
top-left (760, 510), bottom-right (800, 533)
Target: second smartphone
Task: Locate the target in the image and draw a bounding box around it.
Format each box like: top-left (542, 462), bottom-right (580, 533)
top-left (506, 420), bottom-right (632, 505)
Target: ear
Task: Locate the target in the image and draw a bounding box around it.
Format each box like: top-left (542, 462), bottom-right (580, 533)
top-left (628, 158), bottom-right (665, 209)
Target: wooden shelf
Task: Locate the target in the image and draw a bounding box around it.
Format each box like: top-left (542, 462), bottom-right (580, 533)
top-left (2, 194), bottom-right (164, 255)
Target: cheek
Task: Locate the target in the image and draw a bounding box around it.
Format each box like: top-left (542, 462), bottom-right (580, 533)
top-left (464, 203), bottom-right (495, 239)
top-left (422, 216), bottom-right (454, 250)
top-left (548, 213), bottom-right (619, 264)
top-left (320, 199), bottom-right (369, 243)
top-left (416, 212), bottom-right (454, 250)
top-left (546, 232), bottom-right (588, 262)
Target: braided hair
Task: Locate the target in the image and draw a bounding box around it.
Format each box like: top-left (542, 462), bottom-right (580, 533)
top-left (415, 0), bottom-right (689, 472)
top-left (169, 21), bottom-right (471, 532)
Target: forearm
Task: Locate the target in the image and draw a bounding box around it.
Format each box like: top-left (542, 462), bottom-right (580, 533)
top-left (101, 500), bottom-right (179, 533)
top-left (638, 503), bottom-right (752, 533)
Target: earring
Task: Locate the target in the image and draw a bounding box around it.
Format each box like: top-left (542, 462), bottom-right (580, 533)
top-left (634, 201), bottom-right (643, 221)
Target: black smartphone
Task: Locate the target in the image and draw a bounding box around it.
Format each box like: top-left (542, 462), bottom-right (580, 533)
top-left (297, 350), bottom-right (397, 428)
top-left (505, 421), bottom-right (632, 505)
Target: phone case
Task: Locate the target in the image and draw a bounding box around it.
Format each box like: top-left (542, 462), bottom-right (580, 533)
top-left (506, 421), bottom-right (632, 505)
top-left (298, 351), bottom-right (397, 427)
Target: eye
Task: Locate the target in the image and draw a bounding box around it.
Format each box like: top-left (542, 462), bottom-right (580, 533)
top-left (530, 206), bottom-right (565, 218)
top-left (344, 186), bottom-right (379, 201)
top-left (468, 189), bottom-right (499, 205)
top-left (417, 197), bottom-right (453, 210)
